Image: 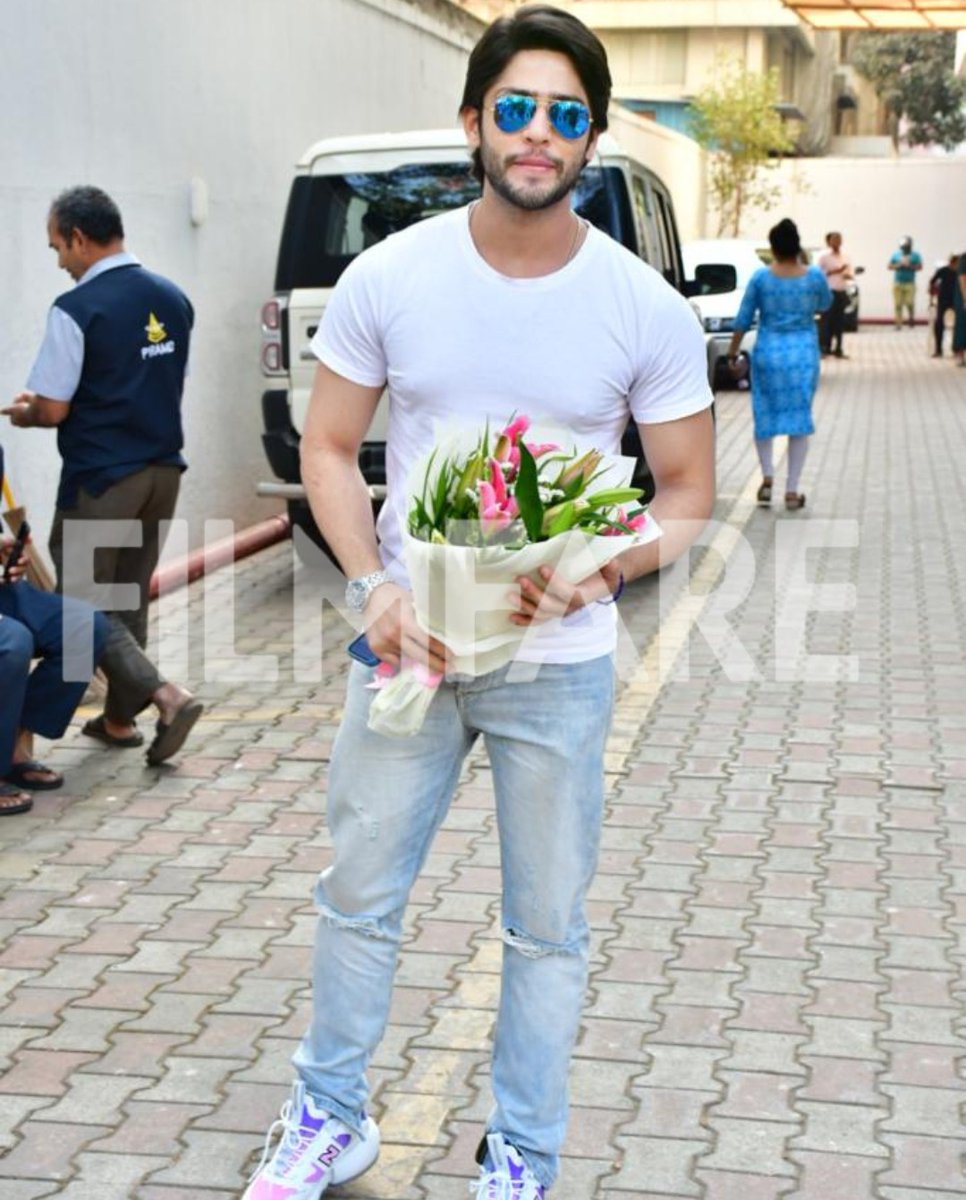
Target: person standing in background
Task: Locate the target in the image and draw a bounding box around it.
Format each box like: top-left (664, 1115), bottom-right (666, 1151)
top-left (817, 231), bottom-right (853, 358)
top-left (953, 251), bottom-right (966, 367)
top-left (727, 218), bottom-right (831, 512)
top-left (3, 186), bottom-right (203, 765)
top-left (887, 236), bottom-right (923, 331)
top-left (928, 255), bottom-right (959, 358)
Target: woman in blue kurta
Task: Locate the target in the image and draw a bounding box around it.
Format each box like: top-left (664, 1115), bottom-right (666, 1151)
top-left (727, 219), bottom-right (831, 510)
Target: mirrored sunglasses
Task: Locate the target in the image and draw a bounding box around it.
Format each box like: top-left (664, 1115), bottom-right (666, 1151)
top-left (489, 93), bottom-right (593, 141)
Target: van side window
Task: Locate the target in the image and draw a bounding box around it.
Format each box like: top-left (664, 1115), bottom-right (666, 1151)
top-left (652, 189), bottom-right (682, 290)
top-left (631, 175), bottom-right (654, 266)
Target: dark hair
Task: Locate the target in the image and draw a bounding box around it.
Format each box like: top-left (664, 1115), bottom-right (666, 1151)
top-left (825, 231), bottom-right (840, 244)
top-left (769, 218), bottom-right (802, 261)
top-left (460, 5), bottom-right (611, 182)
top-left (49, 186), bottom-right (124, 245)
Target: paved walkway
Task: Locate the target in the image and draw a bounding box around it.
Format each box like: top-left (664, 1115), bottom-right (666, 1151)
top-left (1, 328), bottom-right (964, 1199)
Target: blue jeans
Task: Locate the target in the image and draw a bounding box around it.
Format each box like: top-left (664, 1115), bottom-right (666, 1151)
top-left (293, 655), bottom-right (615, 1188)
top-left (0, 582), bottom-right (108, 776)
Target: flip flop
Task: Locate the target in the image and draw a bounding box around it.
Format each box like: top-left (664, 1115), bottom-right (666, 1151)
top-left (81, 715), bottom-right (144, 748)
top-left (145, 699), bottom-right (204, 766)
top-left (0, 781), bottom-right (33, 816)
top-left (4, 760), bottom-right (64, 791)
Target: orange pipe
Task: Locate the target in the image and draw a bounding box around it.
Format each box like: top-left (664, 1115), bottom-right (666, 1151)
top-left (149, 513), bottom-right (291, 600)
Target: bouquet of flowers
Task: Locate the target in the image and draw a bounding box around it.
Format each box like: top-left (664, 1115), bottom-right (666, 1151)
top-left (367, 414), bottom-right (661, 737)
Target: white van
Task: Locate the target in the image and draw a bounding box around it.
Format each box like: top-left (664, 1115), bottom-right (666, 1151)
top-left (258, 128), bottom-right (695, 556)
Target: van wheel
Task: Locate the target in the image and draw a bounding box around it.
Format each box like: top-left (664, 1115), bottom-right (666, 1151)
top-left (288, 502), bottom-right (338, 568)
top-left (288, 499), bottom-right (384, 569)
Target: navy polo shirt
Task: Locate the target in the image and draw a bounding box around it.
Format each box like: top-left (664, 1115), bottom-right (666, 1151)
top-left (27, 255), bottom-right (193, 509)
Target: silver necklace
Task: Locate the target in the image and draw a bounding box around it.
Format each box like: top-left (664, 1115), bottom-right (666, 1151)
top-left (469, 201), bottom-right (583, 271)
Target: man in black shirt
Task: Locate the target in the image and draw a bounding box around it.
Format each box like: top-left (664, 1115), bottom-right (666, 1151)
top-left (929, 254), bottom-right (959, 357)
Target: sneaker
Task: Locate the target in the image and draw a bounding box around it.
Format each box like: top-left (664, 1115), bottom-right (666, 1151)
top-left (472, 1132), bottom-right (546, 1199)
top-left (243, 1081), bottom-right (379, 1200)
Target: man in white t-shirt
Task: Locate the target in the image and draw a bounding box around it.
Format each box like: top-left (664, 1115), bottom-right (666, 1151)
top-left (243, 8), bottom-right (714, 1199)
top-left (818, 230), bottom-right (854, 358)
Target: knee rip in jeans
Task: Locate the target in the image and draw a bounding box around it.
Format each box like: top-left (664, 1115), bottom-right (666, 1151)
top-left (317, 899), bottom-right (396, 942)
top-left (502, 924), bottom-right (581, 959)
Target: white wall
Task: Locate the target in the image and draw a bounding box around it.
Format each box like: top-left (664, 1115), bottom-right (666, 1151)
top-left (0, 0), bottom-right (480, 548)
top-left (736, 156), bottom-right (966, 321)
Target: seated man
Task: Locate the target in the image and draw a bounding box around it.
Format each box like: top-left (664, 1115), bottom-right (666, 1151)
top-left (1, 446), bottom-right (108, 814)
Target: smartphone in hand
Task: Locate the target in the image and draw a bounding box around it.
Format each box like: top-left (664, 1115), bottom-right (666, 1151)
top-left (347, 632), bottom-right (381, 667)
top-left (2, 520), bottom-right (30, 583)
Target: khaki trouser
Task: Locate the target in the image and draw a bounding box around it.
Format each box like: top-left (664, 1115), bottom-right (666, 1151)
top-left (50, 464), bottom-right (181, 724)
top-left (893, 281), bottom-right (916, 325)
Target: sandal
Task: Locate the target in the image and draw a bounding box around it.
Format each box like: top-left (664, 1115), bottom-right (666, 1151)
top-left (4, 760), bottom-right (63, 791)
top-left (0, 781), bottom-right (33, 816)
top-left (146, 698), bottom-right (204, 767)
top-left (81, 714), bottom-right (144, 748)
top-left (756, 477), bottom-right (773, 506)
top-left (785, 493), bottom-right (806, 511)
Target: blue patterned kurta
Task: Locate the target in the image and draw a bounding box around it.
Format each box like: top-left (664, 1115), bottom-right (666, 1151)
top-left (736, 266), bottom-right (832, 439)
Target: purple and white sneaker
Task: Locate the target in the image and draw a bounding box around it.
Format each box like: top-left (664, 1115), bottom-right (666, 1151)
top-left (473, 1132), bottom-right (547, 1199)
top-left (242, 1081), bottom-right (379, 1200)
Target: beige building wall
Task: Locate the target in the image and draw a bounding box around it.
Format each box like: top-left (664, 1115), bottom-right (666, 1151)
top-left (0, 0), bottom-right (481, 549)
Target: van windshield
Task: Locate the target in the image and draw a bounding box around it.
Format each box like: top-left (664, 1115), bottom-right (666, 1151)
top-left (274, 162), bottom-right (633, 290)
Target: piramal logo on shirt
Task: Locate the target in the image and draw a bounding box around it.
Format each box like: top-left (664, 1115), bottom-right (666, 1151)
top-left (142, 311), bottom-right (176, 360)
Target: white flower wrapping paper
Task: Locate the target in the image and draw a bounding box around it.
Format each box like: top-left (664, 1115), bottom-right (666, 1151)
top-left (367, 426), bottom-right (662, 736)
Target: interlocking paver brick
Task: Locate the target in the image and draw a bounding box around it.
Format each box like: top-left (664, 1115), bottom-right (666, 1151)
top-left (607, 1135), bottom-right (705, 1195)
top-left (0, 1119), bottom-right (111, 1182)
top-left (787, 1150), bottom-right (888, 1199)
top-left (1, 332), bottom-right (965, 1196)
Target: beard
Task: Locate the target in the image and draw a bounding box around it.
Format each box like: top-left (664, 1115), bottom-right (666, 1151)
top-left (478, 131), bottom-right (586, 212)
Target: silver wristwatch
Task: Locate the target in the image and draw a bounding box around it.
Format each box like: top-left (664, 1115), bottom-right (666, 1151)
top-left (345, 569), bottom-right (391, 613)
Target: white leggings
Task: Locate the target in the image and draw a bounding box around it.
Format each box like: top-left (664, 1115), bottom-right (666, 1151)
top-left (756, 435), bottom-right (809, 494)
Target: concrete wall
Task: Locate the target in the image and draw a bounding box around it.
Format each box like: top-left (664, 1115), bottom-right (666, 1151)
top-left (0, 0), bottom-right (480, 550)
top-left (736, 156), bottom-right (966, 322)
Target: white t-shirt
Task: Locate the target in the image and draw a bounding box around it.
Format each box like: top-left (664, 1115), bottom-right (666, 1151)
top-left (312, 205), bottom-right (712, 664)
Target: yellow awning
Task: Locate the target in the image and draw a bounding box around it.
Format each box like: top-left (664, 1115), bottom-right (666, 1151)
top-left (783, 0), bottom-right (966, 28)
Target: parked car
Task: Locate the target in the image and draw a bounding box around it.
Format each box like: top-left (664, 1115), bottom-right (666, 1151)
top-left (258, 128), bottom-right (697, 560)
top-left (682, 239), bottom-right (765, 390)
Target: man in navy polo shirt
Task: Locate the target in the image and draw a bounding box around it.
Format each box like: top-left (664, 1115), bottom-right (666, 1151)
top-left (3, 186), bottom-right (202, 765)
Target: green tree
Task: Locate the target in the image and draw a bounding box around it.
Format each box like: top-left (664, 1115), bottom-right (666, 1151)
top-left (688, 60), bottom-right (797, 237)
top-left (851, 32), bottom-right (966, 151)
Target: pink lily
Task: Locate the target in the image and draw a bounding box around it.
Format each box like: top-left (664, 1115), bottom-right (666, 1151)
top-left (526, 441), bottom-right (561, 458)
top-left (502, 414), bottom-right (531, 443)
top-left (489, 458), bottom-right (508, 504)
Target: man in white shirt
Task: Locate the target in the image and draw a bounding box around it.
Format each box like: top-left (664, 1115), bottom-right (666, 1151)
top-left (243, 7), bottom-right (715, 1199)
top-left (818, 230), bottom-right (854, 358)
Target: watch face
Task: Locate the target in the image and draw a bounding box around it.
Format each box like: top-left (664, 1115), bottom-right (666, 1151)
top-left (346, 579), bottom-right (368, 612)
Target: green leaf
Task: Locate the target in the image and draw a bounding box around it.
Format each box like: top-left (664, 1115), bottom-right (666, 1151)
top-left (542, 500), bottom-right (577, 537)
top-left (515, 441), bottom-right (544, 543)
top-left (583, 487), bottom-right (644, 507)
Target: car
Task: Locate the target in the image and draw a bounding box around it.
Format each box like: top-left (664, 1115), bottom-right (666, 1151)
top-left (682, 239), bottom-right (765, 390)
top-left (258, 128), bottom-right (696, 561)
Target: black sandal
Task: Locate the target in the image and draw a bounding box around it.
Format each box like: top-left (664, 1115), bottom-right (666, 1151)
top-left (4, 760), bottom-right (63, 791)
top-left (757, 478), bottom-right (773, 506)
top-left (785, 493), bottom-right (806, 511)
top-left (0, 781), bottom-right (33, 816)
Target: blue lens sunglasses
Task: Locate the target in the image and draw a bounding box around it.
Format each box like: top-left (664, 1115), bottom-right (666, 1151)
top-left (488, 92), bottom-right (593, 141)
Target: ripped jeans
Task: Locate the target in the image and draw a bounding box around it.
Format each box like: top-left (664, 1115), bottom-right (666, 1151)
top-left (292, 655), bottom-right (615, 1188)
